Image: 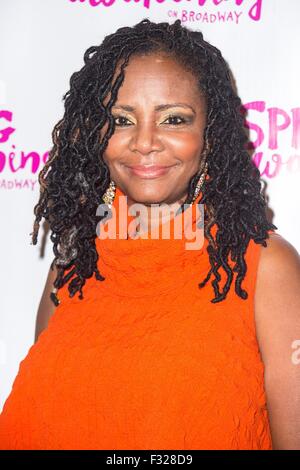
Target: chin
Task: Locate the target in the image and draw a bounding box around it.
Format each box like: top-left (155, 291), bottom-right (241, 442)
top-left (125, 187), bottom-right (171, 206)
top-left (130, 194), bottom-right (165, 206)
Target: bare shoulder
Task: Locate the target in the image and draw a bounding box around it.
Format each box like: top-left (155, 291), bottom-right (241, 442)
top-left (254, 232), bottom-right (300, 449)
top-left (254, 231), bottom-right (300, 341)
top-left (255, 232), bottom-right (300, 312)
top-left (259, 231), bottom-right (300, 261)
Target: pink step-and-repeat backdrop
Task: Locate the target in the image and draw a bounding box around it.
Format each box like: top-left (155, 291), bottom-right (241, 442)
top-left (0, 0), bottom-right (299, 410)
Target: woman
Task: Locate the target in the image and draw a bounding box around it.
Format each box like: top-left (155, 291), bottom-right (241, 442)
top-left (0, 18), bottom-right (299, 450)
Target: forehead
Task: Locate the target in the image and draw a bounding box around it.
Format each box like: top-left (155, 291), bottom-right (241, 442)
top-left (113, 54), bottom-right (203, 104)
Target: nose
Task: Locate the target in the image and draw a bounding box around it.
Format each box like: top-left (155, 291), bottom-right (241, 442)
top-left (128, 120), bottom-right (163, 155)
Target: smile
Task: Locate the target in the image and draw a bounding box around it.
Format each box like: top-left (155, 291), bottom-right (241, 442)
top-left (125, 165), bottom-right (175, 179)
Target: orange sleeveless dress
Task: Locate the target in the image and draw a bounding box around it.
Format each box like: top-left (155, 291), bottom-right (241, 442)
top-left (0, 186), bottom-right (273, 450)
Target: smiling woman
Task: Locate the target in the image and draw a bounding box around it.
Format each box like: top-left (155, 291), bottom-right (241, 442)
top-left (0, 18), bottom-right (299, 451)
top-left (101, 52), bottom-right (208, 223)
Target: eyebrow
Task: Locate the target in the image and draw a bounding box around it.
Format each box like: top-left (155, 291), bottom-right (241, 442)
top-left (111, 103), bottom-right (196, 114)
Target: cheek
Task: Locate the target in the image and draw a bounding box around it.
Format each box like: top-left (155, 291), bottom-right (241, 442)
top-left (168, 132), bottom-right (204, 162)
top-left (102, 135), bottom-right (122, 165)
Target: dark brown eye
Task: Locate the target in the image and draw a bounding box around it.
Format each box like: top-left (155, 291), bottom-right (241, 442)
top-left (114, 116), bottom-right (132, 127)
top-left (163, 115), bottom-right (187, 125)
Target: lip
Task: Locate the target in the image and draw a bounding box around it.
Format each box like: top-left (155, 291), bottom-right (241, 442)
top-left (126, 165), bottom-right (174, 179)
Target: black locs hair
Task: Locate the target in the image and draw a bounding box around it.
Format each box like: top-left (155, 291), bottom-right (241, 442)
top-left (31, 18), bottom-right (277, 305)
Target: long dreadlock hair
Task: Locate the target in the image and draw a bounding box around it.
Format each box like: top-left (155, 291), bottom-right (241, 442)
top-left (31, 18), bottom-right (277, 306)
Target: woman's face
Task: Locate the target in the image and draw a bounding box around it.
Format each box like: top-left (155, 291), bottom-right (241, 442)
top-left (102, 53), bottom-right (207, 206)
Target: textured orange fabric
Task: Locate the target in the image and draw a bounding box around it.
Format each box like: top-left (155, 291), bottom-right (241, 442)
top-left (0, 187), bottom-right (273, 450)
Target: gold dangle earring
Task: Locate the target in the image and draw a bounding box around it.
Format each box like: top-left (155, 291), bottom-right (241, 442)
top-left (191, 139), bottom-right (210, 203)
top-left (102, 180), bottom-right (116, 208)
top-left (191, 161), bottom-right (208, 204)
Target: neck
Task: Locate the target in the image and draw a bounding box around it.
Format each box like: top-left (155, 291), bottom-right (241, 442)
top-left (126, 193), bottom-right (187, 238)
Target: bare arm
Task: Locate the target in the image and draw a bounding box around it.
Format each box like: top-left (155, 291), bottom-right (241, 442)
top-left (255, 232), bottom-right (300, 449)
top-left (34, 262), bottom-right (58, 343)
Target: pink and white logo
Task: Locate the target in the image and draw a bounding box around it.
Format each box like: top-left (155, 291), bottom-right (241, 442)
top-left (243, 102), bottom-right (300, 177)
top-left (68, 0), bottom-right (264, 23)
top-left (0, 109), bottom-right (49, 190)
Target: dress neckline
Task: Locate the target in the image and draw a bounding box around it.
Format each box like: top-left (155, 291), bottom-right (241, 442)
top-left (95, 186), bottom-right (211, 298)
